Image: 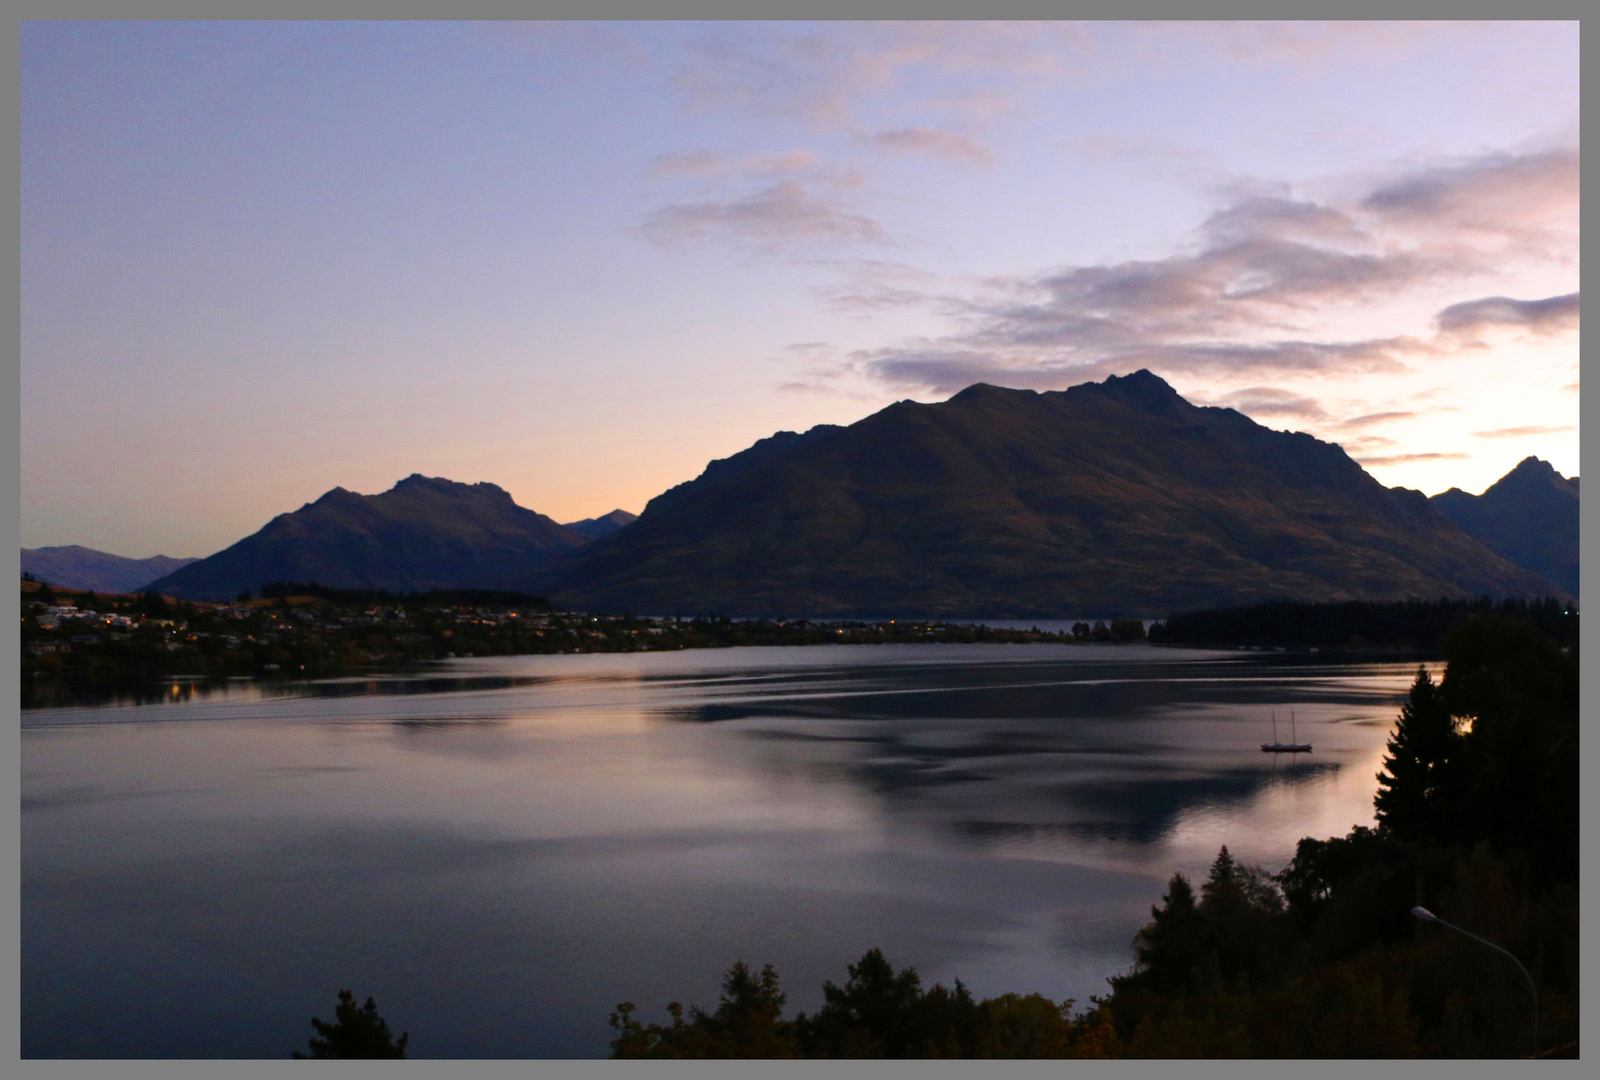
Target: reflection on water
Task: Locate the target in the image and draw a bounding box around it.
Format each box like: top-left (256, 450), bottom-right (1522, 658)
top-left (22, 670), bottom-right (574, 710)
top-left (22, 644), bottom-right (1431, 1059)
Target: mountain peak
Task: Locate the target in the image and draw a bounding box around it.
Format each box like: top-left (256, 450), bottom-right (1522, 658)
top-left (390, 474), bottom-right (515, 502)
top-left (1068, 369), bottom-right (1185, 414)
top-left (949, 383), bottom-right (1035, 405)
top-left (1508, 456), bottom-right (1555, 478)
top-left (1485, 456), bottom-right (1577, 499)
top-left (144, 475), bottom-right (585, 599)
top-left (532, 367), bottom-right (1556, 616)
top-left (563, 508), bottom-right (640, 541)
top-left (1429, 456), bottom-right (1578, 597)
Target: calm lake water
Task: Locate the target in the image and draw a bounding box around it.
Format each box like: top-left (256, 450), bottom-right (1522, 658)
top-left (21, 643), bottom-right (1432, 1058)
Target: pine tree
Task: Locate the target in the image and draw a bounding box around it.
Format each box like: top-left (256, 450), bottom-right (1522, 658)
top-left (292, 989), bottom-right (408, 1059)
top-left (799, 948), bottom-right (926, 1057)
top-left (1122, 872), bottom-right (1204, 995)
top-left (1373, 666), bottom-right (1459, 845)
top-left (697, 961), bottom-right (794, 1058)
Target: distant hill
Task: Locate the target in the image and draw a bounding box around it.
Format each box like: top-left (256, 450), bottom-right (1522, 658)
top-left (144, 474), bottom-right (589, 601)
top-left (563, 509), bottom-right (639, 541)
top-left (20, 546), bottom-right (199, 593)
top-left (525, 371), bottom-right (1561, 618)
top-left (1430, 456), bottom-right (1579, 598)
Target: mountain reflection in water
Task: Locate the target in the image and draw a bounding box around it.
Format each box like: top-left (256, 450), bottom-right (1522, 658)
top-left (22, 644), bottom-right (1429, 1058)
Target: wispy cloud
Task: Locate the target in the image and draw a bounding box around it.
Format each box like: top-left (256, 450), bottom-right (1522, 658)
top-left (1436, 292), bottom-right (1579, 338)
top-left (638, 181), bottom-right (884, 251)
top-left (669, 21), bottom-right (1089, 129)
top-left (662, 22), bottom-right (1500, 132)
top-left (1472, 424), bottom-right (1577, 439)
top-left (1132, 21), bottom-right (1471, 67)
top-left (867, 127), bottom-right (992, 166)
top-left (853, 338), bottom-right (1427, 399)
top-left (826, 148), bottom-right (1576, 395)
top-left (638, 27), bottom-right (1574, 266)
top-left (649, 149), bottom-right (728, 178)
top-left (1360, 148), bottom-right (1578, 257)
top-left (1341, 411), bottom-right (1415, 428)
top-left (1202, 386), bottom-right (1329, 421)
top-left (805, 258), bottom-right (955, 315)
top-left (1352, 451), bottom-right (1471, 466)
top-left (650, 148), bottom-right (822, 179)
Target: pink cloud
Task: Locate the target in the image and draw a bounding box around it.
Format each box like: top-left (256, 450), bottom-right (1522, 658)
top-left (1340, 411), bottom-right (1416, 428)
top-left (650, 149), bottom-right (728, 177)
top-left (867, 127), bottom-right (992, 166)
top-left (1472, 424), bottom-right (1577, 439)
top-left (1352, 451), bottom-right (1471, 466)
top-left (1132, 21), bottom-right (1470, 68)
top-left (1361, 148), bottom-right (1578, 257)
top-left (639, 181), bottom-right (883, 250)
top-left (1435, 292), bottom-right (1579, 339)
top-left (668, 22), bottom-right (1087, 129)
top-left (650, 147), bottom-right (822, 179)
top-left (1206, 386), bottom-right (1328, 420)
top-left (834, 148), bottom-right (1574, 394)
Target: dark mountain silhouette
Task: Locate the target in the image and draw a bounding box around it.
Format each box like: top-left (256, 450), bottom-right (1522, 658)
top-left (20, 546), bottom-right (199, 593)
top-left (525, 371), bottom-right (1560, 617)
top-left (145, 475), bottom-right (588, 600)
top-left (1430, 456), bottom-right (1578, 597)
top-left (564, 509), bottom-right (639, 541)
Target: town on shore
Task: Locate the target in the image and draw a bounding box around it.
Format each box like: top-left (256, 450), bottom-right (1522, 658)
top-left (21, 572), bottom-right (1576, 710)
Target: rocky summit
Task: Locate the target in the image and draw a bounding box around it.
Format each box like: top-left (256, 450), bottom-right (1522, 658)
top-left (525, 371), bottom-right (1562, 618)
top-left (145, 474), bottom-right (588, 600)
top-left (1430, 456), bottom-right (1579, 599)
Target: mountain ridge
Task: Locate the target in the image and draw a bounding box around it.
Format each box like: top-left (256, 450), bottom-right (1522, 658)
top-left (20, 546), bottom-right (199, 594)
top-left (523, 371), bottom-right (1562, 617)
top-left (1429, 456), bottom-right (1579, 598)
top-left (144, 474), bottom-right (588, 600)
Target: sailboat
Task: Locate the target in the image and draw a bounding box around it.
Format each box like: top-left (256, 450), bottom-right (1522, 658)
top-left (1261, 709), bottom-right (1312, 753)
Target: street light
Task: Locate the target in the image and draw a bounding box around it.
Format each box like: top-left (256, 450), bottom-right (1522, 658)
top-left (1411, 906), bottom-right (1538, 1058)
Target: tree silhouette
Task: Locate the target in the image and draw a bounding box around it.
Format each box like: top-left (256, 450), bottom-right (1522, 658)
top-left (1374, 667), bottom-right (1459, 845)
top-left (1439, 616), bottom-right (1578, 880)
top-left (292, 989), bottom-right (408, 1059)
top-left (1123, 872), bottom-right (1204, 996)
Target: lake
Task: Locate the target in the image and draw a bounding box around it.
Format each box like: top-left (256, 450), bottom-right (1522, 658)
top-left (21, 643), bottom-right (1430, 1058)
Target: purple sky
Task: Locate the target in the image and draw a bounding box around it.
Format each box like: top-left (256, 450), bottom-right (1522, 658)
top-left (22, 21), bottom-right (1579, 558)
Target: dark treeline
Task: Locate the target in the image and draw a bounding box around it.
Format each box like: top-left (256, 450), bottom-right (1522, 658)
top-left (606, 613), bottom-right (1578, 1058)
top-left (1148, 596), bottom-right (1575, 652)
top-left (608, 951), bottom-right (1123, 1060)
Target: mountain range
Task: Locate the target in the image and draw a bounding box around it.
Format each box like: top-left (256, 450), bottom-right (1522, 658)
top-left (524, 371), bottom-right (1563, 617)
top-left (20, 546), bottom-right (200, 594)
top-left (45, 372), bottom-right (1575, 613)
top-left (1429, 456), bottom-right (1579, 597)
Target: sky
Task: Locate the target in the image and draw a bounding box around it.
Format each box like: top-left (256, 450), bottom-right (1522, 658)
top-left (21, 21), bottom-right (1580, 558)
